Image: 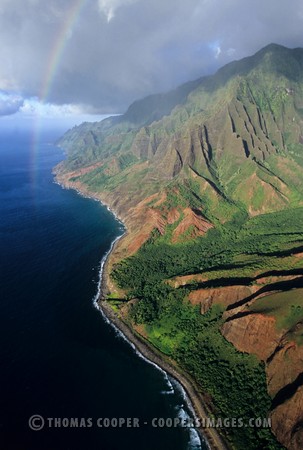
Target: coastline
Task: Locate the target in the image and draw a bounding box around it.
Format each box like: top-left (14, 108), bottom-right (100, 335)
top-left (97, 240), bottom-right (229, 450)
top-left (55, 172), bottom-right (229, 450)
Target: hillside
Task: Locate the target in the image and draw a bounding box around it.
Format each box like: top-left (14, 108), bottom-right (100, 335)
top-left (56, 43), bottom-right (303, 449)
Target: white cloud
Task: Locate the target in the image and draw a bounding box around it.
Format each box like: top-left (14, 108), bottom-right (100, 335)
top-left (208, 40), bottom-right (222, 59)
top-left (0, 92), bottom-right (111, 121)
top-left (20, 97), bottom-right (85, 117)
top-left (215, 45), bottom-right (221, 59)
top-left (98, 0), bottom-right (139, 22)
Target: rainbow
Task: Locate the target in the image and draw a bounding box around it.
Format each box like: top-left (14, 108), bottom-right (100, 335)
top-left (40, 0), bottom-right (88, 102)
top-left (30, 0), bottom-right (88, 191)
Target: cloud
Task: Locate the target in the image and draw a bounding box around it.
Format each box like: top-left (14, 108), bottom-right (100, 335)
top-left (0, 91), bottom-right (24, 116)
top-left (98, 0), bottom-right (139, 22)
top-left (19, 98), bottom-right (84, 117)
top-left (209, 41), bottom-right (222, 59)
top-left (215, 46), bottom-right (221, 59)
top-left (0, 92), bottom-right (102, 121)
top-left (0, 0), bottom-right (302, 114)
top-left (227, 47), bottom-right (236, 57)
top-left (0, 93), bottom-right (93, 120)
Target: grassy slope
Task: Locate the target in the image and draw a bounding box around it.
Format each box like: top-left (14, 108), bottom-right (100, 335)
top-left (111, 208), bottom-right (303, 449)
top-left (249, 289), bottom-right (303, 336)
top-left (57, 44), bottom-right (303, 449)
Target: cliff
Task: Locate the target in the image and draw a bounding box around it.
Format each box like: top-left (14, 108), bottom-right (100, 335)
top-left (56, 43), bottom-right (303, 449)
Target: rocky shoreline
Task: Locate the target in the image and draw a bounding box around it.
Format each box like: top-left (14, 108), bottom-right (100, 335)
top-left (55, 171), bottom-right (229, 450)
top-left (98, 300), bottom-right (229, 450)
top-left (97, 211), bottom-right (229, 450)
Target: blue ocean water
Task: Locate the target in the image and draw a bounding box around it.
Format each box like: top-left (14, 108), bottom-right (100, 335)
top-left (0, 125), bottom-right (206, 450)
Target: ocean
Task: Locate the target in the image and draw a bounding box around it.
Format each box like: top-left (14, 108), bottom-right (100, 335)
top-left (0, 123), bottom-right (207, 450)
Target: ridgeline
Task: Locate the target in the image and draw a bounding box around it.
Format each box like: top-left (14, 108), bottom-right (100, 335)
top-left (56, 43), bottom-right (303, 450)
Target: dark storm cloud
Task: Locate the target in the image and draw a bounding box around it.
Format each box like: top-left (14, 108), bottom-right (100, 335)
top-left (0, 0), bottom-right (302, 113)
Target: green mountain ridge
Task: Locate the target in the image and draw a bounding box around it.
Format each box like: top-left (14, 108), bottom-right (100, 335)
top-left (58, 43), bottom-right (303, 221)
top-left (57, 44), bottom-right (303, 450)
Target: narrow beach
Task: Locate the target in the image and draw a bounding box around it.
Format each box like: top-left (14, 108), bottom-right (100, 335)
top-left (56, 173), bottom-right (229, 450)
top-left (98, 236), bottom-right (229, 450)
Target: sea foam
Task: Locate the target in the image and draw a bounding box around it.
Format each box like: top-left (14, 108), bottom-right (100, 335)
top-left (91, 233), bottom-right (209, 450)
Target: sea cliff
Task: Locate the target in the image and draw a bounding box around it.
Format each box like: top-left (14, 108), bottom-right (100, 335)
top-left (55, 171), bottom-right (228, 450)
top-left (55, 44), bottom-right (303, 449)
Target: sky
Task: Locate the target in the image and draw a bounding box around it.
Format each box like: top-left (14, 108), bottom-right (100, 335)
top-left (0, 0), bottom-right (302, 121)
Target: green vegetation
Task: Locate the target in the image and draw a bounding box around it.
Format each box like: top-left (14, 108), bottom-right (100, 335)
top-left (118, 153), bottom-right (139, 170)
top-left (57, 44), bottom-right (303, 449)
top-left (58, 45), bottom-right (303, 241)
top-left (128, 291), bottom-right (281, 449)
top-left (112, 208), bottom-right (303, 291)
top-left (249, 288), bottom-right (303, 332)
top-left (110, 207), bottom-right (303, 449)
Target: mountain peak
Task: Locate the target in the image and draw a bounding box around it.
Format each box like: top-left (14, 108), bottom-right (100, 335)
top-left (256, 42), bottom-right (287, 54)
top-left (57, 42), bottom-right (303, 450)
top-left (211, 43), bottom-right (303, 90)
